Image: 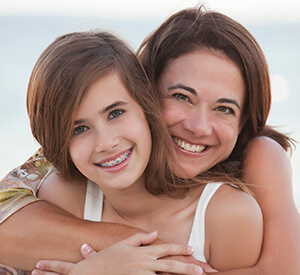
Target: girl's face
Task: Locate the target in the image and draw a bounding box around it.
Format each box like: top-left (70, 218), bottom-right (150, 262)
top-left (69, 72), bottom-right (152, 192)
top-left (157, 49), bottom-right (246, 178)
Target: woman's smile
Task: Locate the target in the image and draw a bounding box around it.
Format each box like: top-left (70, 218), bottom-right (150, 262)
top-left (158, 49), bottom-right (245, 178)
top-left (172, 137), bottom-right (207, 154)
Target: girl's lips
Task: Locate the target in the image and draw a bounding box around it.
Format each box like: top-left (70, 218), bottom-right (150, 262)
top-left (95, 148), bottom-right (133, 168)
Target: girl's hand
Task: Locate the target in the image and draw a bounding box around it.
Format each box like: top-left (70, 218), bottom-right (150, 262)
top-left (32, 231), bottom-right (205, 275)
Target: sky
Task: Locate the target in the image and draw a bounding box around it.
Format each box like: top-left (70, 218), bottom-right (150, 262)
top-left (0, 0), bottom-right (300, 24)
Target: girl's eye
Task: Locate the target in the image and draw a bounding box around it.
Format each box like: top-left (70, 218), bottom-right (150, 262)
top-left (216, 106), bottom-right (234, 115)
top-left (173, 93), bottom-right (190, 102)
top-left (73, 125), bottom-right (88, 136)
top-left (108, 109), bottom-right (124, 120)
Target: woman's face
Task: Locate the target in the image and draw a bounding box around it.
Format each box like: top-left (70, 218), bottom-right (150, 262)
top-left (69, 72), bottom-right (152, 192)
top-left (157, 49), bottom-right (246, 178)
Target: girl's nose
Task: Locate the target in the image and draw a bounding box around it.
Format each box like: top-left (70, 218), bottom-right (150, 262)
top-left (94, 129), bottom-right (120, 153)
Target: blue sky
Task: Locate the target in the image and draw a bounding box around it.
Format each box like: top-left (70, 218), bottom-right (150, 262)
top-left (1, 0), bottom-right (300, 24)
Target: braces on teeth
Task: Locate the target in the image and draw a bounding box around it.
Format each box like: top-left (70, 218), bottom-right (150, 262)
top-left (100, 152), bottom-right (130, 168)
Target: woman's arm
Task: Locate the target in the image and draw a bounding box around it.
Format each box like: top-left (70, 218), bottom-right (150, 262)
top-left (242, 136), bottom-right (300, 274)
top-left (0, 200), bottom-right (145, 271)
top-left (0, 149), bottom-right (51, 223)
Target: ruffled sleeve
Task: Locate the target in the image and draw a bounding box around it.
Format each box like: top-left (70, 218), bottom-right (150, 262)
top-left (0, 148), bottom-right (52, 223)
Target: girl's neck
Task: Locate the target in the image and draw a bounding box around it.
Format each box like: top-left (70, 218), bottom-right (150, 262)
top-left (100, 177), bottom-right (205, 232)
top-left (101, 176), bottom-right (167, 223)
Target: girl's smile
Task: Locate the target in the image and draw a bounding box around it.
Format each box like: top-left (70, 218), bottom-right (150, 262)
top-left (95, 148), bottom-right (132, 171)
top-left (69, 72), bottom-right (152, 191)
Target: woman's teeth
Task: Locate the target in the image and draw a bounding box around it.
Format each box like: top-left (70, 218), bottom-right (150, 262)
top-left (173, 137), bottom-right (206, 153)
top-left (99, 151), bottom-right (130, 168)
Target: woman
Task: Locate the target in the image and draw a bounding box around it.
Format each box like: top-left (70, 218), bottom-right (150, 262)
top-left (0, 6), bottom-right (299, 274)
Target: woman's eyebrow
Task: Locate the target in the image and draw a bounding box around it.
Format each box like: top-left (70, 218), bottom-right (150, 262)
top-left (168, 84), bottom-right (197, 95)
top-left (217, 98), bottom-right (241, 109)
top-left (102, 101), bottom-right (128, 114)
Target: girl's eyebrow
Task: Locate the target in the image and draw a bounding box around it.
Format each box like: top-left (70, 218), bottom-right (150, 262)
top-left (102, 101), bottom-right (128, 114)
top-left (74, 101), bottom-right (128, 126)
top-left (217, 98), bottom-right (241, 109)
top-left (168, 84), bottom-right (197, 95)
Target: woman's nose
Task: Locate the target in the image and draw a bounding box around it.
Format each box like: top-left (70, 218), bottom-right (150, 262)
top-left (182, 107), bottom-right (212, 137)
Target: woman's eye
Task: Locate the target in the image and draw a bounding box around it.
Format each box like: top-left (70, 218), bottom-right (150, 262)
top-left (216, 106), bottom-right (234, 115)
top-left (73, 125), bottom-right (88, 136)
top-left (108, 109), bottom-right (124, 120)
top-left (173, 93), bottom-right (190, 102)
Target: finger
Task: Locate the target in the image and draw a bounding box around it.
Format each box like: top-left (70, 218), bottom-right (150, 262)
top-left (34, 260), bottom-right (75, 274)
top-left (118, 231), bottom-right (158, 247)
top-left (154, 259), bottom-right (204, 275)
top-left (146, 243), bottom-right (195, 259)
top-left (199, 262), bottom-right (217, 273)
top-left (192, 259), bottom-right (218, 273)
top-left (32, 268), bottom-right (60, 275)
top-left (81, 243), bottom-right (97, 259)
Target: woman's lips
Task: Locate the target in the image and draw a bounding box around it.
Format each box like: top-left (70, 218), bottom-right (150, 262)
top-left (173, 137), bottom-right (207, 153)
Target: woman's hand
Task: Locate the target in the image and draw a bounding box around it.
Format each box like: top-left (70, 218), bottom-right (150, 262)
top-left (32, 231), bottom-right (206, 275)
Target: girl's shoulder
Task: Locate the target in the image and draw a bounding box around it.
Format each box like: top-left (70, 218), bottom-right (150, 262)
top-left (204, 184), bottom-right (263, 270)
top-left (37, 171), bottom-right (87, 218)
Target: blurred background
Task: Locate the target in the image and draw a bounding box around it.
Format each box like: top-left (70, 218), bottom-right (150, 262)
top-left (0, 0), bottom-right (299, 209)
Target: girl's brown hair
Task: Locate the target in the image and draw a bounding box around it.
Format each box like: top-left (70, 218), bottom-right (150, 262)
top-left (138, 6), bottom-right (294, 188)
top-left (27, 31), bottom-right (177, 196)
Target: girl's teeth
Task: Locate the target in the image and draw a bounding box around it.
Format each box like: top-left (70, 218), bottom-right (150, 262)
top-left (100, 152), bottom-right (130, 168)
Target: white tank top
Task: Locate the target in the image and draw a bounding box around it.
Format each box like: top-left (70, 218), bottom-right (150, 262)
top-left (84, 180), bottom-right (222, 262)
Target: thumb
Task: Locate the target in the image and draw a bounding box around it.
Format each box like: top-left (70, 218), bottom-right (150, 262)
top-left (80, 243), bottom-right (97, 259)
top-left (119, 231), bottom-right (158, 247)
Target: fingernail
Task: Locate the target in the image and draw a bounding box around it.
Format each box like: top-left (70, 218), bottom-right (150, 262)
top-left (147, 230), bottom-right (157, 236)
top-left (31, 270), bottom-right (38, 275)
top-left (81, 243), bottom-right (93, 254)
top-left (36, 261), bottom-right (43, 269)
top-left (187, 245), bottom-right (194, 254)
top-left (195, 266), bottom-right (203, 274)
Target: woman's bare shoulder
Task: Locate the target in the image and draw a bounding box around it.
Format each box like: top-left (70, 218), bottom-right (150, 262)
top-left (245, 136), bottom-right (292, 169)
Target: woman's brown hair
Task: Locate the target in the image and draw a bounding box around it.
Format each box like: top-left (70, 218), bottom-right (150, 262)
top-left (27, 30), bottom-right (177, 196)
top-left (138, 6), bottom-right (294, 187)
